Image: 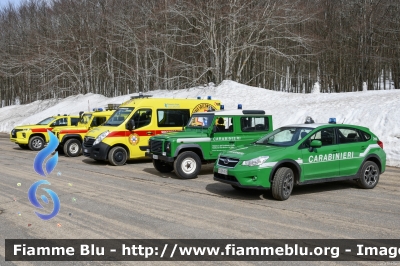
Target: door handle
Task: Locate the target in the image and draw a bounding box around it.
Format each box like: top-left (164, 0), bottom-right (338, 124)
top-left (229, 141), bottom-right (235, 144)
top-left (146, 132), bottom-right (153, 135)
top-left (361, 146), bottom-right (366, 151)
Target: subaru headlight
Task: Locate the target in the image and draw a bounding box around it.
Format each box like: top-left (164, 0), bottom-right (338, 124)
top-left (93, 130), bottom-right (110, 146)
top-left (242, 156), bottom-right (270, 166)
top-left (215, 154), bottom-right (222, 166)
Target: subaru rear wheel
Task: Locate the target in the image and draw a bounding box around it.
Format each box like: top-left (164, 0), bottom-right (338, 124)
top-left (357, 161), bottom-right (379, 189)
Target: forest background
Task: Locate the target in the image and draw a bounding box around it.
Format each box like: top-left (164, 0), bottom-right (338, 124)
top-left (0, 0), bottom-right (399, 106)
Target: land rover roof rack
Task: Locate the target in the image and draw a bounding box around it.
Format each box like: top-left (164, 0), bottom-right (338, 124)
top-left (242, 110), bottom-right (266, 114)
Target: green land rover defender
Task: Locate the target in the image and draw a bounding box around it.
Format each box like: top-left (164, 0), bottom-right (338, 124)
top-left (146, 109), bottom-right (273, 179)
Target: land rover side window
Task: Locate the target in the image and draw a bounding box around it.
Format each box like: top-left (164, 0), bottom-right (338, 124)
top-left (157, 109), bottom-right (190, 127)
top-left (91, 116), bottom-right (107, 127)
top-left (187, 114), bottom-right (214, 128)
top-left (71, 117), bottom-right (79, 126)
top-left (104, 107), bottom-right (134, 126)
top-left (308, 128), bottom-right (335, 146)
top-left (240, 117), bottom-right (269, 132)
top-left (215, 117), bottom-right (234, 132)
top-left (338, 128), bottom-right (363, 143)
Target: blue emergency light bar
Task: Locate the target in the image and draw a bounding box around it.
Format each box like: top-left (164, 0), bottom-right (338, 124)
top-left (93, 108), bottom-right (103, 112)
top-left (220, 105), bottom-right (224, 110)
top-left (329, 118), bottom-right (336, 124)
top-left (238, 104), bottom-right (242, 109)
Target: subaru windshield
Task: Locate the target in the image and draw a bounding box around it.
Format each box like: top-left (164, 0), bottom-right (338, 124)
top-left (186, 114), bottom-right (214, 129)
top-left (103, 107), bottom-right (134, 126)
top-left (37, 117), bottom-right (55, 125)
top-left (255, 126), bottom-right (313, 147)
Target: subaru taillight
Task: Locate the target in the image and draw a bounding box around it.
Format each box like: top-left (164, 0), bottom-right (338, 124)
top-left (377, 140), bottom-right (383, 149)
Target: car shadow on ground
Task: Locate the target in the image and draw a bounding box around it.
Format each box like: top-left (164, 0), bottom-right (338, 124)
top-left (12, 145), bottom-right (66, 152)
top-left (292, 180), bottom-right (357, 195)
top-left (80, 158), bottom-right (152, 166)
top-left (126, 158), bottom-right (152, 165)
top-left (142, 168), bottom-right (180, 179)
top-left (142, 162), bottom-right (216, 180)
top-left (206, 180), bottom-right (357, 201)
top-left (205, 182), bottom-right (270, 201)
top-left (81, 158), bottom-right (109, 165)
top-left (13, 147), bottom-right (29, 151)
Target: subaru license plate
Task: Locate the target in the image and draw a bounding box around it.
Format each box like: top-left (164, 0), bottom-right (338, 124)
top-left (218, 168), bottom-right (228, 175)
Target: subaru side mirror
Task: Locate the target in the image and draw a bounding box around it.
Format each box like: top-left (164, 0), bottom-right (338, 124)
top-left (309, 140), bottom-right (322, 152)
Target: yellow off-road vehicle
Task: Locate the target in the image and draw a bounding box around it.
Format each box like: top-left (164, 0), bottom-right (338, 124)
top-left (10, 115), bottom-right (80, 151)
top-left (52, 109), bottom-right (115, 157)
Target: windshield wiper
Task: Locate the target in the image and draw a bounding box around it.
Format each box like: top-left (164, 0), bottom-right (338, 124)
top-left (266, 142), bottom-right (278, 146)
top-left (254, 142), bottom-right (264, 145)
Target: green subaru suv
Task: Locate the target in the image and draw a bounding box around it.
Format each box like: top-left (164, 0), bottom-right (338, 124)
top-left (214, 122), bottom-right (386, 200)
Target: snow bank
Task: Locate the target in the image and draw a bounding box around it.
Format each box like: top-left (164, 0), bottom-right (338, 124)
top-left (1, 80), bottom-right (399, 167)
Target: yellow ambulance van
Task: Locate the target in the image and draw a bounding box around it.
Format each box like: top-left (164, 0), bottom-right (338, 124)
top-left (82, 94), bottom-right (221, 165)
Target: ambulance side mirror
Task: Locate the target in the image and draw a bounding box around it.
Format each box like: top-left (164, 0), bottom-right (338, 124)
top-left (126, 119), bottom-right (136, 131)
